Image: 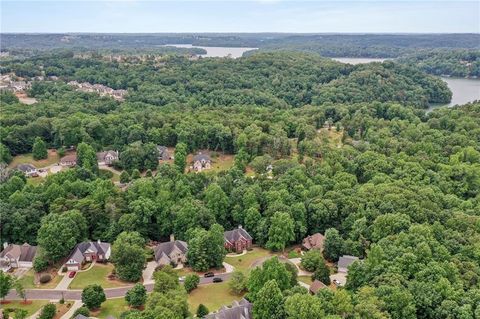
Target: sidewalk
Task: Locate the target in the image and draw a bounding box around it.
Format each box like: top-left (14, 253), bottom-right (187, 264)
top-left (60, 300), bottom-right (82, 319)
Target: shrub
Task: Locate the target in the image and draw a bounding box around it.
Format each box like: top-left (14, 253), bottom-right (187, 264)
top-left (38, 304), bottom-right (56, 319)
top-left (62, 266), bottom-right (67, 273)
top-left (39, 274), bottom-right (52, 284)
top-left (184, 274), bottom-right (200, 293)
top-left (71, 306), bottom-right (90, 319)
top-left (196, 304), bottom-right (209, 318)
top-left (57, 147), bottom-right (66, 157)
top-left (125, 283), bottom-right (147, 308)
top-left (300, 250), bottom-right (323, 272)
top-left (99, 169), bottom-right (113, 179)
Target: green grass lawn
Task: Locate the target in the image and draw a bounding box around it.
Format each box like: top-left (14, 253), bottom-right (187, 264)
top-left (188, 281), bottom-right (244, 314)
top-left (298, 276), bottom-right (313, 285)
top-left (27, 176), bottom-right (45, 186)
top-left (17, 269), bottom-right (63, 289)
top-left (224, 247), bottom-right (276, 273)
top-left (69, 263), bottom-right (133, 289)
top-left (210, 155), bottom-right (234, 172)
top-left (9, 149), bottom-right (60, 168)
top-left (2, 300), bottom-right (50, 316)
top-left (95, 298), bottom-right (130, 319)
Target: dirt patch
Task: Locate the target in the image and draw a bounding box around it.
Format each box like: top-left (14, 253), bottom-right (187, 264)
top-left (53, 302), bottom-right (74, 319)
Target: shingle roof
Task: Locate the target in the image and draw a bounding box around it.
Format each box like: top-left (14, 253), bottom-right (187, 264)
top-left (153, 240), bottom-right (188, 263)
top-left (205, 298), bottom-right (252, 319)
top-left (309, 279), bottom-right (327, 294)
top-left (224, 228), bottom-right (252, 244)
top-left (74, 315), bottom-right (89, 319)
top-left (96, 150), bottom-right (118, 161)
top-left (67, 241), bottom-right (111, 264)
top-left (16, 164), bottom-right (36, 172)
top-left (193, 153), bottom-right (211, 162)
top-left (0, 243), bottom-right (37, 262)
top-left (60, 155), bottom-right (77, 163)
top-left (302, 233), bottom-right (325, 250)
top-left (338, 255), bottom-right (359, 271)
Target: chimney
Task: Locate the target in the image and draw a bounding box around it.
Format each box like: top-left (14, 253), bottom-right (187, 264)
top-left (97, 239), bottom-right (101, 244)
top-left (170, 234), bottom-right (175, 242)
top-left (238, 225), bottom-right (243, 229)
top-left (3, 242), bottom-right (8, 250)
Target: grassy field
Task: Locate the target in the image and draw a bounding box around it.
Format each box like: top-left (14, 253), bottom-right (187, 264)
top-left (9, 149), bottom-right (60, 168)
top-left (69, 263), bottom-right (133, 289)
top-left (94, 298), bottom-right (130, 319)
top-left (17, 269), bottom-right (63, 289)
top-left (188, 281), bottom-right (244, 314)
top-left (298, 276), bottom-right (313, 285)
top-left (224, 247), bottom-right (276, 273)
top-left (1, 300), bottom-right (50, 316)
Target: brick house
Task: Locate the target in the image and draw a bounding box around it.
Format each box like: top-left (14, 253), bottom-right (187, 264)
top-left (65, 240), bottom-right (111, 271)
top-left (193, 153), bottom-right (211, 172)
top-left (96, 150), bottom-right (119, 166)
top-left (224, 226), bottom-right (253, 253)
top-left (0, 243), bottom-right (37, 271)
top-left (153, 239), bottom-right (188, 266)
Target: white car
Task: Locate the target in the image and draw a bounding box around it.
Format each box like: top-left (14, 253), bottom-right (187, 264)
top-left (179, 276), bottom-right (185, 282)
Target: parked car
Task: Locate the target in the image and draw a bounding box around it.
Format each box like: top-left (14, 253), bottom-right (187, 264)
top-left (204, 272), bottom-right (214, 278)
top-left (213, 277), bottom-right (223, 283)
top-left (69, 271), bottom-right (76, 278)
top-left (179, 276), bottom-right (185, 282)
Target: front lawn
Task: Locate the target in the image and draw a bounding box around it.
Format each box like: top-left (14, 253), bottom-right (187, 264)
top-left (298, 276), bottom-right (313, 285)
top-left (224, 247), bottom-right (276, 273)
top-left (1, 300), bottom-right (50, 316)
top-left (94, 298), bottom-right (130, 319)
top-left (9, 149), bottom-right (60, 168)
top-left (69, 263), bottom-right (133, 289)
top-left (17, 269), bottom-right (63, 289)
top-left (188, 281), bottom-right (244, 314)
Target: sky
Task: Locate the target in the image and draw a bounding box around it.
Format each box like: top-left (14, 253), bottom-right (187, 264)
top-left (1, 1), bottom-right (479, 33)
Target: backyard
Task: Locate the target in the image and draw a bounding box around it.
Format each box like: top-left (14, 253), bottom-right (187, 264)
top-left (188, 281), bottom-right (244, 314)
top-left (9, 149), bottom-right (60, 168)
top-left (69, 263), bottom-right (133, 289)
top-left (94, 298), bottom-right (130, 319)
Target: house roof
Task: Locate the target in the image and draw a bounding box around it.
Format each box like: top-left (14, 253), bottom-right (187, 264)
top-left (67, 241), bottom-right (111, 264)
top-left (309, 279), bottom-right (327, 294)
top-left (74, 315), bottom-right (89, 319)
top-left (302, 233), bottom-right (325, 250)
top-left (0, 243), bottom-right (37, 262)
top-left (205, 298), bottom-right (252, 319)
top-left (193, 153), bottom-right (211, 162)
top-left (338, 255), bottom-right (359, 270)
top-left (60, 155), bottom-right (77, 163)
top-left (157, 145), bottom-right (168, 153)
top-left (153, 240), bottom-right (188, 263)
top-left (16, 164), bottom-right (36, 172)
top-left (96, 150), bottom-right (118, 161)
top-left (224, 227), bottom-right (252, 244)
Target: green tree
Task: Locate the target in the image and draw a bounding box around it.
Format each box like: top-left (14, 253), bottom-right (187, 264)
top-left (32, 137), bottom-right (48, 160)
top-left (0, 143), bottom-right (12, 164)
top-left (13, 309), bottom-right (28, 319)
top-left (323, 228), bottom-right (344, 262)
top-left (183, 274), bottom-right (200, 293)
top-left (0, 270), bottom-right (13, 300)
top-left (204, 183), bottom-right (229, 226)
top-left (267, 212), bottom-right (295, 252)
top-left (196, 304), bottom-right (209, 318)
top-left (77, 142), bottom-right (98, 173)
top-left (229, 270), bottom-right (247, 295)
top-left (14, 279), bottom-right (26, 302)
top-left (125, 283), bottom-right (147, 308)
top-left (174, 142), bottom-right (187, 173)
top-left (81, 284), bottom-right (106, 310)
top-left (153, 268), bottom-right (179, 293)
top-left (284, 293), bottom-right (325, 319)
top-left (120, 171), bottom-right (130, 183)
top-left (38, 304), bottom-right (56, 319)
top-left (247, 257), bottom-right (292, 300)
top-left (253, 280), bottom-right (284, 319)
top-left (300, 249), bottom-right (323, 272)
top-left (187, 224), bottom-right (226, 272)
top-left (111, 231), bottom-right (146, 282)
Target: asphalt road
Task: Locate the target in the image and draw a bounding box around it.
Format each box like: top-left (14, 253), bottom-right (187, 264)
top-left (5, 273), bottom-right (233, 301)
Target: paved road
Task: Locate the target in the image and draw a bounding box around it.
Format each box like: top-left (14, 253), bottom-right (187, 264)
top-left (6, 273), bottom-right (233, 301)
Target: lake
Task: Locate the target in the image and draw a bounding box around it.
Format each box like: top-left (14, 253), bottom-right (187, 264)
top-left (163, 44), bottom-right (258, 58)
top-left (332, 57), bottom-right (480, 109)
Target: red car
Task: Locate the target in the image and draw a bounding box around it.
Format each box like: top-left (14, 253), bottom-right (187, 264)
top-left (69, 271), bottom-right (76, 278)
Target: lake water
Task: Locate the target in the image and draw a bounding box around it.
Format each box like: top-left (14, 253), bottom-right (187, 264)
top-left (332, 57), bottom-right (480, 109)
top-left (163, 44), bottom-right (258, 58)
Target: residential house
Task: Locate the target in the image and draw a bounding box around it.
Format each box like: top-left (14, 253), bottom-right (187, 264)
top-left (96, 150), bottom-right (119, 166)
top-left (153, 239), bottom-right (188, 266)
top-left (205, 299), bottom-right (252, 319)
top-left (0, 243), bottom-right (37, 271)
top-left (16, 163), bottom-right (38, 177)
top-left (224, 226), bottom-right (252, 253)
top-left (9, 81), bottom-right (30, 92)
top-left (309, 279), bottom-right (328, 294)
top-left (338, 255), bottom-right (359, 273)
top-left (301, 233), bottom-right (325, 251)
top-left (157, 146), bottom-right (171, 161)
top-left (60, 154), bottom-right (77, 167)
top-left (65, 240), bottom-right (111, 271)
top-left (193, 153), bottom-right (211, 172)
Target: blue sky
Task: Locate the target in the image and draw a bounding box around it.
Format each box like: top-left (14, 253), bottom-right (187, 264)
top-left (2, 1), bottom-right (479, 33)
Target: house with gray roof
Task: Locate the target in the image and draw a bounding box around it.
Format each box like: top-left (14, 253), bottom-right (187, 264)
top-left (96, 150), bottom-right (119, 166)
top-left (65, 240), bottom-right (111, 271)
top-left (0, 243), bottom-right (37, 271)
top-left (205, 299), bottom-right (252, 319)
top-left (224, 226), bottom-right (252, 253)
top-left (16, 163), bottom-right (38, 177)
top-left (193, 153), bottom-right (211, 172)
top-left (153, 240), bottom-right (188, 266)
top-left (157, 146), bottom-right (171, 161)
top-left (338, 255), bottom-right (359, 273)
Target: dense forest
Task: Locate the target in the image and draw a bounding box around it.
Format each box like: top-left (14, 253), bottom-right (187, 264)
top-left (398, 49), bottom-right (480, 78)
top-left (1, 48), bottom-right (480, 318)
